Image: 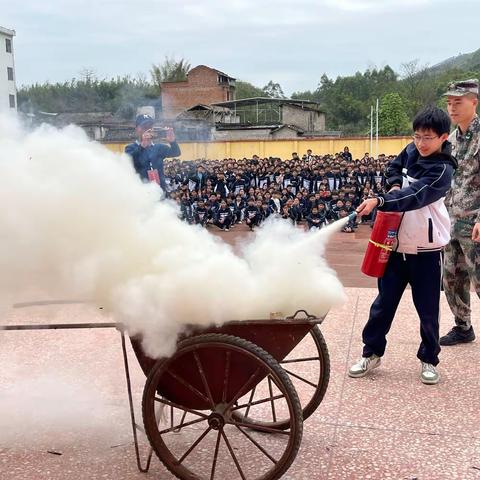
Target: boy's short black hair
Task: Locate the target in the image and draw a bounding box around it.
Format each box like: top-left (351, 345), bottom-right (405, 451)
top-left (412, 106), bottom-right (451, 136)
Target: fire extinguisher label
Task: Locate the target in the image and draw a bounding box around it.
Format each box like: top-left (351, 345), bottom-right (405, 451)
top-left (379, 230), bottom-right (396, 263)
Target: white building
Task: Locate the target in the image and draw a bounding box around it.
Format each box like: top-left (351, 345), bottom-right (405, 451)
top-left (0, 26), bottom-right (16, 111)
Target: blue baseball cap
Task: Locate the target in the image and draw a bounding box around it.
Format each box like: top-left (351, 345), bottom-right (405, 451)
top-left (135, 114), bottom-right (155, 128)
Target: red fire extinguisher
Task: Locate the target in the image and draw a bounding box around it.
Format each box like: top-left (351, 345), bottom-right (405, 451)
top-left (361, 211), bottom-right (403, 278)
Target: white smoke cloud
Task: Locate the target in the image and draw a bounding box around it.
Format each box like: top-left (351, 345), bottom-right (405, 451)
top-left (0, 372), bottom-right (123, 447)
top-left (0, 113), bottom-right (346, 358)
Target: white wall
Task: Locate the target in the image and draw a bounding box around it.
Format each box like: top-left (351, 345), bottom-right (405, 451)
top-left (0, 27), bottom-right (16, 111)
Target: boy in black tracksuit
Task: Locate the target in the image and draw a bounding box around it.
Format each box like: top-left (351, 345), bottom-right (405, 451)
top-left (306, 206), bottom-right (326, 230)
top-left (179, 197), bottom-right (193, 223)
top-left (270, 192), bottom-right (282, 213)
top-left (193, 200), bottom-right (209, 227)
top-left (233, 195), bottom-right (245, 223)
top-left (289, 198), bottom-right (303, 225)
top-left (245, 198), bottom-right (261, 230)
top-left (226, 197), bottom-right (237, 224)
top-left (214, 173), bottom-right (229, 199)
top-left (214, 200), bottom-right (233, 231)
top-left (344, 200), bottom-right (358, 229)
top-left (317, 202), bottom-right (330, 224)
top-left (260, 203), bottom-right (273, 223)
top-left (233, 175), bottom-right (248, 195)
top-left (349, 106), bottom-right (457, 385)
top-left (206, 195), bottom-right (219, 224)
top-left (281, 204), bottom-right (291, 221)
top-left (330, 200), bottom-right (345, 221)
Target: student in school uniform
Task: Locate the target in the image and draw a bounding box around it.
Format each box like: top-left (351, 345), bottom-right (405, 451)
top-left (193, 199), bottom-right (209, 227)
top-left (245, 197), bottom-right (261, 230)
top-left (349, 106), bottom-right (457, 385)
top-left (214, 200), bottom-right (233, 231)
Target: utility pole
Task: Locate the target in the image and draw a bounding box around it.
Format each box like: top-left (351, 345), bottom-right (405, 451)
top-left (375, 98), bottom-right (379, 159)
top-left (370, 105), bottom-right (373, 156)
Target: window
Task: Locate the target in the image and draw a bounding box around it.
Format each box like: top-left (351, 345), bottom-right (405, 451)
top-left (7, 67), bottom-right (13, 81)
top-left (9, 94), bottom-right (15, 108)
top-left (5, 38), bottom-right (12, 53)
top-left (218, 75), bottom-right (230, 85)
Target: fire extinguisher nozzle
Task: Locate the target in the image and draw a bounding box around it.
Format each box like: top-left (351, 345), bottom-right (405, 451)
top-left (348, 212), bottom-right (357, 222)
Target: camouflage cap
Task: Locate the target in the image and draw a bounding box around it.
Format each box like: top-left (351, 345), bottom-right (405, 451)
top-left (443, 79), bottom-right (479, 97)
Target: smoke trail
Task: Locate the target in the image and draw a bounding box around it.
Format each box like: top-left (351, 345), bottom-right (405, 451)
top-left (0, 113), bottom-right (346, 358)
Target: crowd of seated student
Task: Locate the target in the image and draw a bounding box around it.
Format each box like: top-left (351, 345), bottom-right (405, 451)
top-left (164, 149), bottom-right (392, 233)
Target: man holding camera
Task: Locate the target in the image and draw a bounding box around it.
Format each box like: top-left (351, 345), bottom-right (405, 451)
top-left (125, 114), bottom-right (181, 192)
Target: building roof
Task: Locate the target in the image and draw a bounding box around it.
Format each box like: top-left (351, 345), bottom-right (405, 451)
top-left (191, 65), bottom-right (236, 81)
top-left (36, 111), bottom-right (127, 127)
top-left (186, 104), bottom-right (232, 113)
top-left (184, 103), bottom-right (232, 115)
top-left (212, 97), bottom-right (323, 112)
top-left (271, 124), bottom-right (305, 134)
top-left (215, 124), bottom-right (281, 131)
top-left (161, 65), bottom-right (236, 85)
top-left (0, 26), bottom-right (15, 36)
top-left (103, 128), bottom-right (136, 142)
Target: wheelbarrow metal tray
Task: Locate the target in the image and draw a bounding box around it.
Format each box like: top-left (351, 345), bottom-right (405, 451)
top-left (130, 315), bottom-right (324, 410)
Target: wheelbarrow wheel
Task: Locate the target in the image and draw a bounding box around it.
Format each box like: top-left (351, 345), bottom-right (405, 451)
top-left (233, 325), bottom-right (330, 430)
top-left (282, 325), bottom-right (330, 423)
top-left (142, 333), bottom-right (303, 480)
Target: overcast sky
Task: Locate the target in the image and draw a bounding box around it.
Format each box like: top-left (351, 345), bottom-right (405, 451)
top-left (3, 0), bottom-right (479, 95)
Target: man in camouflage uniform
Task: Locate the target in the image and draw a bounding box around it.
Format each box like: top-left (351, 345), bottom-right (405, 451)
top-left (440, 79), bottom-right (480, 346)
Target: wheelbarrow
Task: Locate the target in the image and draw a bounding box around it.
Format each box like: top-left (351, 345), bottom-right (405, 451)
top-left (3, 309), bottom-right (330, 480)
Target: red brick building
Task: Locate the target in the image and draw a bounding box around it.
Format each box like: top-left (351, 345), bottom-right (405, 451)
top-left (161, 65), bottom-right (236, 119)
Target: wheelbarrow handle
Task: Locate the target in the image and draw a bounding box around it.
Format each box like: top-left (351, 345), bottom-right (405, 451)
top-left (286, 309), bottom-right (316, 320)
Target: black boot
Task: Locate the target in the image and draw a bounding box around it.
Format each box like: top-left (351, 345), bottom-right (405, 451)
top-left (439, 326), bottom-right (475, 346)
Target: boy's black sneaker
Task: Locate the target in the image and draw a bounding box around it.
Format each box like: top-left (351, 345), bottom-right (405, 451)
top-left (439, 326), bottom-right (475, 346)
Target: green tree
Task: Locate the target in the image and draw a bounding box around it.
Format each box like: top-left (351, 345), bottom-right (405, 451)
top-left (306, 67), bottom-right (398, 134)
top-left (17, 75), bottom-right (158, 119)
top-left (262, 80), bottom-right (286, 99)
top-left (378, 93), bottom-right (410, 136)
top-left (235, 80), bottom-right (264, 99)
top-left (17, 58), bottom-right (480, 132)
top-left (291, 90), bottom-right (317, 101)
top-left (150, 57), bottom-right (191, 93)
top-left (399, 60), bottom-right (437, 117)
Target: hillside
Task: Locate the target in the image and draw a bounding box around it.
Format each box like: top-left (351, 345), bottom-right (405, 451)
top-left (428, 47), bottom-right (480, 74)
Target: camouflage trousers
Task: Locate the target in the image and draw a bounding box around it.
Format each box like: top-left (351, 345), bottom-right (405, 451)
top-left (443, 236), bottom-right (480, 329)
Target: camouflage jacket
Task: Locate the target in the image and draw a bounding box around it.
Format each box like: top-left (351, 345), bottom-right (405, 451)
top-left (445, 115), bottom-right (480, 236)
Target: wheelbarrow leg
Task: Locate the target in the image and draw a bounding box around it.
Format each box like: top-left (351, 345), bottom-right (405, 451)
top-left (120, 331), bottom-right (154, 473)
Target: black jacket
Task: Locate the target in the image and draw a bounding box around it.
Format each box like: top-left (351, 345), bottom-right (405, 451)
top-left (377, 141), bottom-right (458, 211)
top-left (125, 141), bottom-right (181, 190)
top-left (215, 207), bottom-right (233, 223)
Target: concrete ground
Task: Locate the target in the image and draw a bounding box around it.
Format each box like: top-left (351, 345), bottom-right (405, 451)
top-left (0, 225), bottom-right (479, 480)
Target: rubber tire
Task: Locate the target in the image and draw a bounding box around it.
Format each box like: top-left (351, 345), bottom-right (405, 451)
top-left (142, 333), bottom-right (303, 480)
top-left (233, 325), bottom-right (330, 430)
